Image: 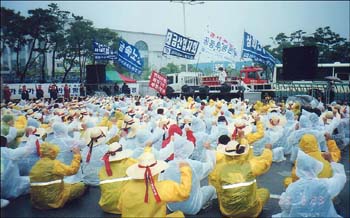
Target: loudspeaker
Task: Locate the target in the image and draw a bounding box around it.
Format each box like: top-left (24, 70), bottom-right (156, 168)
top-left (86, 64), bottom-right (106, 84)
top-left (282, 46), bottom-right (318, 81)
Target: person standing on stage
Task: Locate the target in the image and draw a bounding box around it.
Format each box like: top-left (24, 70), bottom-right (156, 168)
top-left (64, 84), bottom-right (70, 101)
top-left (35, 84), bottom-right (44, 100)
top-left (3, 85), bottom-right (11, 103)
top-left (20, 85), bottom-right (30, 101)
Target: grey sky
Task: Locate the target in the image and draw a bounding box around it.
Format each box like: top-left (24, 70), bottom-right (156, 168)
top-left (2, 1), bottom-right (349, 61)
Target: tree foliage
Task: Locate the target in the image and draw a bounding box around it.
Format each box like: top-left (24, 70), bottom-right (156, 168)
top-left (265, 26), bottom-right (349, 65)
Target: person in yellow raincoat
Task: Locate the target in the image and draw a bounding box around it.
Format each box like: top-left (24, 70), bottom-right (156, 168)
top-left (29, 142), bottom-right (85, 209)
top-left (284, 134), bottom-right (333, 188)
top-left (210, 140), bottom-right (273, 218)
top-left (324, 132), bottom-right (341, 163)
top-left (98, 142), bottom-right (136, 214)
top-left (118, 149), bottom-right (192, 218)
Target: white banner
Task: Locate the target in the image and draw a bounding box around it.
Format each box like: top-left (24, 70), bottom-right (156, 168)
top-left (5, 83), bottom-right (81, 100)
top-left (201, 30), bottom-right (238, 61)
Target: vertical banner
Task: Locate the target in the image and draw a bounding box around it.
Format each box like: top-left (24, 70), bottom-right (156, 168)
top-left (241, 31), bottom-right (279, 69)
top-left (149, 71), bottom-right (167, 96)
top-left (93, 41), bottom-right (118, 60)
top-left (201, 30), bottom-right (238, 61)
top-left (162, 29), bottom-right (200, 60)
top-left (117, 39), bottom-right (144, 75)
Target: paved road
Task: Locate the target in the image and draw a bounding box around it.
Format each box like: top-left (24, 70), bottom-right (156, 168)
top-left (2, 147), bottom-right (349, 218)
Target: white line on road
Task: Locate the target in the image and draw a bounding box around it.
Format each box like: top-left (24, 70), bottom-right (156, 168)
top-left (270, 194), bottom-right (281, 199)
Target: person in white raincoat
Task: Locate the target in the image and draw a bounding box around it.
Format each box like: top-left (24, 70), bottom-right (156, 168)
top-left (1, 135), bottom-right (34, 207)
top-left (159, 133), bottom-right (216, 215)
top-left (47, 122), bottom-right (85, 183)
top-left (273, 150), bottom-right (346, 218)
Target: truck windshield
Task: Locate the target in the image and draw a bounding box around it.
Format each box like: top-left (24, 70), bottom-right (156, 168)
top-left (257, 71), bottom-right (268, 80)
top-left (167, 76), bottom-right (174, 85)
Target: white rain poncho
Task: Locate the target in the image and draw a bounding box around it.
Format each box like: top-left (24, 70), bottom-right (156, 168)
top-left (131, 129), bottom-right (154, 159)
top-left (272, 147), bottom-right (286, 162)
top-left (1, 146), bottom-right (32, 199)
top-left (159, 134), bottom-right (216, 215)
top-left (81, 143), bottom-right (108, 186)
top-left (307, 112), bottom-right (324, 131)
top-left (191, 117), bottom-right (210, 162)
top-left (26, 118), bottom-right (40, 128)
top-left (17, 135), bottom-right (40, 176)
top-left (273, 110), bottom-right (297, 154)
top-left (273, 150), bottom-right (346, 218)
top-left (288, 115), bottom-right (328, 161)
top-left (48, 122), bottom-right (85, 183)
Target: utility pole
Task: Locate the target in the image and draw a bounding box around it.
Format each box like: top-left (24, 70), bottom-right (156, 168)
top-left (171, 0), bottom-right (204, 72)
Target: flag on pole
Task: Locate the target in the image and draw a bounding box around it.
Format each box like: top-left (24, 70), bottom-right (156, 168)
top-left (93, 41), bottom-right (118, 60)
top-left (162, 29), bottom-right (200, 60)
top-left (241, 31), bottom-right (279, 69)
top-left (201, 30), bottom-right (238, 61)
top-left (117, 39), bottom-right (144, 75)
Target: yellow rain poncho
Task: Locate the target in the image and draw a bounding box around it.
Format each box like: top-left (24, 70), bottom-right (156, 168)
top-left (211, 147), bottom-right (272, 218)
top-left (29, 142), bottom-right (85, 209)
top-left (284, 134), bottom-right (333, 187)
top-left (98, 158), bottom-right (137, 214)
top-left (117, 165), bottom-right (192, 218)
top-left (326, 139), bottom-right (341, 163)
top-left (114, 111), bottom-right (125, 129)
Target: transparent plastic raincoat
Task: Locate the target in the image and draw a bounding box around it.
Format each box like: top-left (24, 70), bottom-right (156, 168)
top-left (29, 142), bottom-right (85, 209)
top-left (274, 150), bottom-right (346, 218)
top-left (17, 135), bottom-right (41, 176)
top-left (288, 115), bottom-right (328, 161)
top-left (159, 134), bottom-right (216, 215)
top-left (284, 134), bottom-right (333, 187)
top-left (1, 145), bottom-right (32, 199)
top-left (48, 123), bottom-right (85, 183)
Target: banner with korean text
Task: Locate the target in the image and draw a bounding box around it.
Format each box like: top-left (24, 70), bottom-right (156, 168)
top-left (162, 29), bottom-right (200, 60)
top-left (6, 83), bottom-right (80, 100)
top-left (93, 41), bottom-right (118, 60)
top-left (201, 30), bottom-right (238, 61)
top-left (117, 39), bottom-right (144, 75)
top-left (241, 31), bottom-right (279, 69)
top-left (149, 71), bottom-right (167, 96)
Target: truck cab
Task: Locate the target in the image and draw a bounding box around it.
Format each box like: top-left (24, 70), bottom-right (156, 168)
top-left (166, 72), bottom-right (203, 93)
top-left (240, 66), bottom-right (268, 84)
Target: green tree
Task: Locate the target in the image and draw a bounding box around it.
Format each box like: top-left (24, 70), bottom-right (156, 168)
top-left (21, 8), bottom-right (58, 82)
top-left (67, 14), bottom-right (95, 82)
top-left (47, 3), bottom-right (70, 79)
top-left (0, 7), bottom-right (28, 75)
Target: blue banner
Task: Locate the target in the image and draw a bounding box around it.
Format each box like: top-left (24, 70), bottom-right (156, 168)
top-left (162, 29), bottom-right (200, 60)
top-left (117, 39), bottom-right (143, 76)
top-left (93, 41), bottom-right (118, 60)
top-left (241, 31), bottom-right (279, 69)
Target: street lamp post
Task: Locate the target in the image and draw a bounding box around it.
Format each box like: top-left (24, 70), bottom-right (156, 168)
top-left (171, 0), bottom-right (204, 72)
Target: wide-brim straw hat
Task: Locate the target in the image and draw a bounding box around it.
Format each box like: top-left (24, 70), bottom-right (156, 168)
top-left (107, 142), bottom-right (133, 162)
top-left (122, 115), bottom-right (135, 129)
top-left (320, 111), bottom-right (334, 125)
top-left (21, 127), bottom-right (46, 142)
top-left (126, 151), bottom-right (168, 179)
top-left (266, 112), bottom-right (287, 129)
top-left (228, 119), bottom-right (253, 136)
top-left (83, 126), bottom-right (108, 146)
top-left (217, 140), bottom-right (249, 156)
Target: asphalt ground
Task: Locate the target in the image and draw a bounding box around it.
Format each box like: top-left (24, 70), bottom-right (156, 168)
top-left (2, 147), bottom-right (349, 218)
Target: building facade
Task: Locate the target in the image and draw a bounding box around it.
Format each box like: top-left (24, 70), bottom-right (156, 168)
top-left (1, 28), bottom-right (197, 82)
